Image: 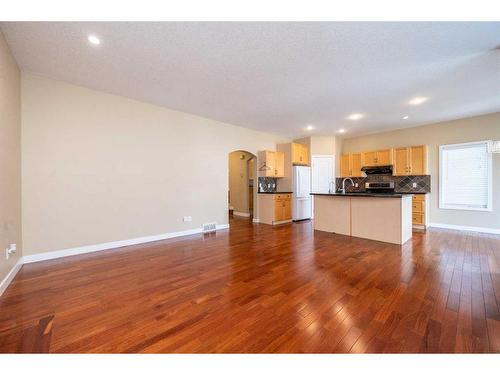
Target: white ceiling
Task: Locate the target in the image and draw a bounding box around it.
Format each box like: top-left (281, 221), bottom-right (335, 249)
top-left (2, 22), bottom-right (500, 138)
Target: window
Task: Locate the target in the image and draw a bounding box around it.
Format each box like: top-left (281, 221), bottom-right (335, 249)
top-left (439, 141), bottom-right (492, 211)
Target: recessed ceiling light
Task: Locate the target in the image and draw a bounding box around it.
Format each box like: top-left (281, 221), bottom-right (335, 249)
top-left (338, 129), bottom-right (347, 134)
top-left (347, 113), bottom-right (364, 121)
top-left (403, 116), bottom-right (409, 120)
top-left (87, 35), bottom-right (101, 45)
top-left (408, 97), bottom-right (428, 106)
top-left (306, 125), bottom-right (314, 131)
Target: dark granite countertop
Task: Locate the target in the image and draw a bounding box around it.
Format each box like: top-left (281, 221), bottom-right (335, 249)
top-left (258, 191), bottom-right (293, 194)
top-left (311, 192), bottom-right (411, 198)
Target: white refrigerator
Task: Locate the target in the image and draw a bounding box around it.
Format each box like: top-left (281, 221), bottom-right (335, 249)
top-left (292, 166), bottom-right (312, 221)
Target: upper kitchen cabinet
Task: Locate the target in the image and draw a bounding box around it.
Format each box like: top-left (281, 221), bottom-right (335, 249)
top-left (274, 151), bottom-right (285, 177)
top-left (376, 149), bottom-right (393, 165)
top-left (362, 149), bottom-right (393, 166)
top-left (291, 143), bottom-right (309, 165)
top-left (258, 150), bottom-right (285, 177)
top-left (393, 145), bottom-right (427, 175)
top-left (409, 145), bottom-right (426, 175)
top-left (340, 153), bottom-right (363, 177)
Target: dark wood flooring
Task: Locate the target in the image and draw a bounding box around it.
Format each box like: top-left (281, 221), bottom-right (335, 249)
top-left (1, 217), bottom-right (499, 353)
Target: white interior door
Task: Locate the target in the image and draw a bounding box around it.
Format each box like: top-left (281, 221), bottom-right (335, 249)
top-left (311, 155), bottom-right (335, 193)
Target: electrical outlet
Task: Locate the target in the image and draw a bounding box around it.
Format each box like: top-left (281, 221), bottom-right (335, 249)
top-left (412, 182), bottom-right (417, 188)
top-left (183, 216), bottom-right (192, 222)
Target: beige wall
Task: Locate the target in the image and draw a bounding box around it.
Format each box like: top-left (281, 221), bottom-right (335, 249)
top-left (0, 32), bottom-right (22, 282)
top-left (310, 136), bottom-right (336, 156)
top-left (295, 136), bottom-right (337, 156)
top-left (22, 73), bottom-right (288, 255)
top-left (342, 112), bottom-right (500, 230)
top-left (295, 135), bottom-right (341, 177)
top-left (229, 151), bottom-right (255, 214)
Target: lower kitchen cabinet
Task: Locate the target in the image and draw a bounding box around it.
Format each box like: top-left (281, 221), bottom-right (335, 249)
top-left (274, 194), bottom-right (292, 222)
top-left (258, 193), bottom-right (292, 225)
top-left (412, 194), bottom-right (427, 228)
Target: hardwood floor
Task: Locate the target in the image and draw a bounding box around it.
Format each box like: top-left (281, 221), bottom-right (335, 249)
top-left (1, 217), bottom-right (499, 353)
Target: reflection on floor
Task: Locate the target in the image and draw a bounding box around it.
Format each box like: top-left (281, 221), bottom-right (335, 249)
top-left (0, 217), bottom-right (499, 353)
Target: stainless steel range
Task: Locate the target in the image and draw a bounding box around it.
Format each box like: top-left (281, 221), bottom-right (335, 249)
top-left (365, 181), bottom-right (395, 194)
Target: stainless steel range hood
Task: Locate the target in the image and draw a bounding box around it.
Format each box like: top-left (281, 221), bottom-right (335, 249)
top-left (360, 165), bottom-right (393, 175)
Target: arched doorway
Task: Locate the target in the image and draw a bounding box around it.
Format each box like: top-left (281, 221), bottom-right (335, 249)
top-left (228, 150), bottom-right (257, 221)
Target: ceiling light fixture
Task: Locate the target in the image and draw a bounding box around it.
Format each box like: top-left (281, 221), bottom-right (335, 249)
top-left (403, 116), bottom-right (409, 120)
top-left (87, 35), bottom-right (101, 45)
top-left (347, 113), bottom-right (364, 121)
top-left (408, 97), bottom-right (428, 106)
top-left (306, 125), bottom-right (314, 131)
top-left (338, 129), bottom-right (346, 134)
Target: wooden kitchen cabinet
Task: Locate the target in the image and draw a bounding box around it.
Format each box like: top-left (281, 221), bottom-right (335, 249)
top-left (291, 143), bottom-right (309, 165)
top-left (258, 193), bottom-right (292, 225)
top-left (362, 149), bottom-right (393, 166)
top-left (340, 153), bottom-right (363, 177)
top-left (362, 151), bottom-right (377, 166)
top-left (376, 149), bottom-right (393, 165)
top-left (409, 145), bottom-right (426, 175)
top-left (412, 194), bottom-right (426, 228)
top-left (258, 150), bottom-right (285, 177)
top-left (274, 194), bottom-right (292, 222)
top-left (393, 145), bottom-right (427, 175)
top-left (393, 147), bottom-right (409, 176)
top-left (340, 154), bottom-right (350, 177)
top-left (274, 151), bottom-right (285, 177)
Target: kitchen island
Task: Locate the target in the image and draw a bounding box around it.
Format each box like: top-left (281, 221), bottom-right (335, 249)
top-left (311, 193), bottom-right (412, 244)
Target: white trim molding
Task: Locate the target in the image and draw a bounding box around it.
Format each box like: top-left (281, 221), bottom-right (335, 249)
top-left (252, 218), bottom-right (260, 223)
top-left (428, 222), bottom-right (500, 235)
top-left (233, 211), bottom-right (251, 217)
top-left (23, 224), bottom-right (230, 264)
top-left (0, 257), bottom-right (24, 297)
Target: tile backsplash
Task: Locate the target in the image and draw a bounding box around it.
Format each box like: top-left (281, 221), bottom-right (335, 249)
top-left (335, 175), bottom-right (431, 194)
top-left (258, 177), bottom-right (278, 192)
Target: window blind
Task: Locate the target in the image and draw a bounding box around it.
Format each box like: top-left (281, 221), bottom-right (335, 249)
top-left (440, 141), bottom-right (491, 210)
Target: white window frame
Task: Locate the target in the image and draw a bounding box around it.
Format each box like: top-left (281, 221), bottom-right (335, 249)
top-left (439, 140), bottom-right (493, 212)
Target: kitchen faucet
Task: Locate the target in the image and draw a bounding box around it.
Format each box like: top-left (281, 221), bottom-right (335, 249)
top-left (340, 177), bottom-right (354, 194)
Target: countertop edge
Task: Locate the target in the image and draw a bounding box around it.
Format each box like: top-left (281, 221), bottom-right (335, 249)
top-left (311, 193), bottom-right (415, 198)
top-left (257, 191), bottom-right (293, 194)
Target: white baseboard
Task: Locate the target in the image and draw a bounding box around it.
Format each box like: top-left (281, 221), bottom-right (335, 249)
top-left (252, 218), bottom-right (260, 223)
top-left (23, 224), bottom-right (230, 264)
top-left (428, 222), bottom-right (500, 235)
top-left (273, 219), bottom-right (293, 225)
top-left (233, 211), bottom-right (251, 217)
top-left (0, 257), bottom-right (24, 297)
